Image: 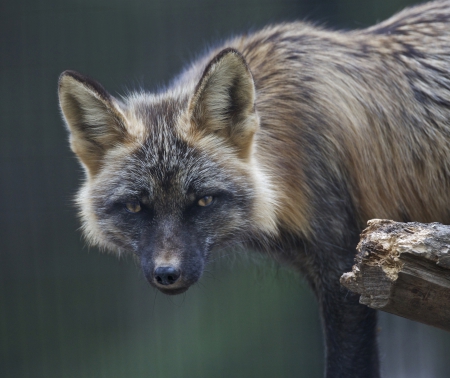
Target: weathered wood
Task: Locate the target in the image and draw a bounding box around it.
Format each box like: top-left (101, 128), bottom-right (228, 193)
top-left (340, 219), bottom-right (450, 332)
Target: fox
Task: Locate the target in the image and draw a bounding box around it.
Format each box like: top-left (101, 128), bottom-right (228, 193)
top-left (58, 1), bottom-right (450, 377)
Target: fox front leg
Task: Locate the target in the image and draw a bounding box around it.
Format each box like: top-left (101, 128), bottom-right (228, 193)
top-left (316, 258), bottom-right (380, 378)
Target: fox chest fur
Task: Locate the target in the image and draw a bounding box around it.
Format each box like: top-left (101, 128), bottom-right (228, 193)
top-left (59, 1), bottom-right (450, 377)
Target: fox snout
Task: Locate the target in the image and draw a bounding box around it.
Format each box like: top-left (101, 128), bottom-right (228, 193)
top-left (140, 253), bottom-right (204, 295)
top-left (151, 265), bottom-right (187, 295)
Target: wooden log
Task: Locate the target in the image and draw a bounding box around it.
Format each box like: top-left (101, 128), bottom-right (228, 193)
top-left (340, 219), bottom-right (450, 332)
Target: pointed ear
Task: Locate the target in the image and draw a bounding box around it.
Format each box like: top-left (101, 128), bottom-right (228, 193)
top-left (58, 70), bottom-right (128, 176)
top-left (189, 48), bottom-right (258, 160)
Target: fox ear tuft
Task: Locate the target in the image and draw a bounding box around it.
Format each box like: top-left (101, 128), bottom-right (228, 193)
top-left (189, 48), bottom-right (258, 159)
top-left (58, 70), bottom-right (127, 176)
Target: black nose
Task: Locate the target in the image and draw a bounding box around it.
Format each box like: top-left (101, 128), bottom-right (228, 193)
top-left (154, 266), bottom-right (181, 286)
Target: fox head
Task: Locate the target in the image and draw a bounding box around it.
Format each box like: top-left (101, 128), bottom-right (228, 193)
top-left (59, 48), bottom-right (278, 294)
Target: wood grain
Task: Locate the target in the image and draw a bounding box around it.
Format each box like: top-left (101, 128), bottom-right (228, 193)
top-left (341, 219), bottom-right (450, 332)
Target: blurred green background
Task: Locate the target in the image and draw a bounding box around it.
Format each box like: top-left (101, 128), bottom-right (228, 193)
top-left (1, 0), bottom-right (450, 377)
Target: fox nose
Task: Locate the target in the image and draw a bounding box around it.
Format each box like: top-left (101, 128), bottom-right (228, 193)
top-left (154, 266), bottom-right (181, 286)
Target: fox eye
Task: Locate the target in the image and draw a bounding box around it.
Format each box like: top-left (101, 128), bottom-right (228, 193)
top-left (125, 201), bottom-right (141, 213)
top-left (198, 196), bottom-right (213, 207)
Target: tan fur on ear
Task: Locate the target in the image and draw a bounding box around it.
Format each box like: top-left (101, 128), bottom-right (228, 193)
top-left (189, 48), bottom-right (259, 160)
top-left (58, 70), bottom-right (128, 176)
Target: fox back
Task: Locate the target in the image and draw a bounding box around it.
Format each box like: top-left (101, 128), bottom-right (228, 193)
top-left (59, 1), bottom-right (450, 377)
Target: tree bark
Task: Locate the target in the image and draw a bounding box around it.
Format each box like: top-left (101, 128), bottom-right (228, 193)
top-left (340, 219), bottom-right (450, 332)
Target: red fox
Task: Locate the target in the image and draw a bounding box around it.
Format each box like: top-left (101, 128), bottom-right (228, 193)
top-left (58, 1), bottom-right (450, 377)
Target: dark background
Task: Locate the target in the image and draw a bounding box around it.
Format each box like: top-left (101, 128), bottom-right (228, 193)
top-left (1, 0), bottom-right (450, 377)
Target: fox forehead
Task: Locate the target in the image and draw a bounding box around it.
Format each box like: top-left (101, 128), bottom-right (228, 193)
top-left (122, 91), bottom-right (190, 141)
top-left (98, 127), bottom-right (233, 204)
top-left (117, 94), bottom-right (191, 174)
top-left (105, 93), bottom-right (242, 195)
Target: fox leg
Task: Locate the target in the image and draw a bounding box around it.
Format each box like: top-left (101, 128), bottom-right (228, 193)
top-left (312, 250), bottom-right (380, 378)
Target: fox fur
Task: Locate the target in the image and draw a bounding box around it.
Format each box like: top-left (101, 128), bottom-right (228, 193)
top-left (59, 1), bottom-right (450, 377)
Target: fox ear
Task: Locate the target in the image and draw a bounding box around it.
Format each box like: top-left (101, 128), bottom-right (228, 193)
top-left (58, 70), bottom-right (127, 176)
top-left (189, 48), bottom-right (258, 159)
